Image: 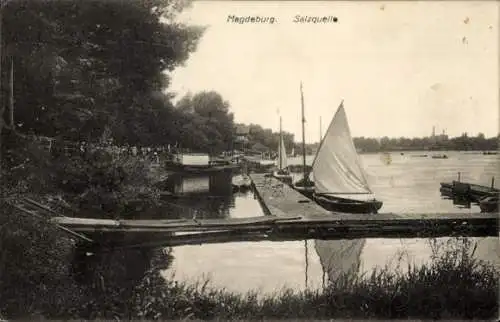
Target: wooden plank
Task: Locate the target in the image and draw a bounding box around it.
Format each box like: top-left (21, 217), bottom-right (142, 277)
top-left (52, 210), bottom-right (498, 231)
top-left (53, 213), bottom-right (498, 234)
top-left (51, 215), bottom-right (299, 229)
top-left (51, 217), bottom-right (121, 226)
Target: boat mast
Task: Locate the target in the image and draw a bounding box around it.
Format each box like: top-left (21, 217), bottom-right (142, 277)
top-left (279, 115), bottom-right (282, 169)
top-left (319, 116), bottom-right (322, 142)
top-left (300, 82), bottom-right (307, 180)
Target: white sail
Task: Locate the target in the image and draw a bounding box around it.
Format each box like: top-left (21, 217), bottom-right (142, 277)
top-left (278, 135), bottom-right (288, 169)
top-left (313, 101), bottom-right (372, 195)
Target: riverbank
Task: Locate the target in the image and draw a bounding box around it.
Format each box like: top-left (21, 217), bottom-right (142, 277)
top-left (0, 207), bottom-right (497, 320)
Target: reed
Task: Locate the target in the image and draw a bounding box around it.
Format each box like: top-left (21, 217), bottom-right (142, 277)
top-left (0, 207), bottom-right (498, 320)
top-left (135, 237), bottom-right (498, 320)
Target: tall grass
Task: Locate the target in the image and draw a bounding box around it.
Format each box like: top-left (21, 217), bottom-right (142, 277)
top-left (134, 237), bottom-right (498, 320)
top-left (0, 208), bottom-right (498, 320)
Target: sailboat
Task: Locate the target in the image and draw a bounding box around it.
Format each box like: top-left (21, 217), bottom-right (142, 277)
top-left (292, 83), bottom-right (315, 198)
top-left (312, 100), bottom-right (383, 214)
top-left (273, 116), bottom-right (292, 184)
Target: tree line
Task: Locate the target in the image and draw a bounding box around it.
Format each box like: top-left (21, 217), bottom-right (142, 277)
top-left (353, 134), bottom-right (499, 153)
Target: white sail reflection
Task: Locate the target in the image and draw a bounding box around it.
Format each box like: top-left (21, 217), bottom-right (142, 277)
top-left (314, 239), bottom-right (365, 286)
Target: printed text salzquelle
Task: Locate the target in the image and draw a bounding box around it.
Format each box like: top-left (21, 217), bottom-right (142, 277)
top-left (293, 15), bottom-right (338, 23)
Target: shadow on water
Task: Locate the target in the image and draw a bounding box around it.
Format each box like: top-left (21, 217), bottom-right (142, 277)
top-left (125, 170), bottom-right (240, 220)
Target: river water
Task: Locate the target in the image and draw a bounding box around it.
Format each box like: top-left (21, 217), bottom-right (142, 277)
top-left (159, 152), bottom-right (499, 294)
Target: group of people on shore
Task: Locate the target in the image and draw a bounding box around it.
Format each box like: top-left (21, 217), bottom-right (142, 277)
top-left (51, 141), bottom-right (183, 164)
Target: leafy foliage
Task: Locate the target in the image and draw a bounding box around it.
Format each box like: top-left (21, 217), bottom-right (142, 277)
top-left (1, 0), bottom-right (204, 145)
top-left (173, 91), bottom-right (234, 153)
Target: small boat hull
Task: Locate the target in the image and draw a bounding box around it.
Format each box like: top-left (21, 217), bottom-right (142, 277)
top-left (313, 194), bottom-right (383, 214)
top-left (273, 171), bottom-right (293, 185)
top-left (292, 176), bottom-right (315, 198)
top-left (479, 195), bottom-right (499, 213)
top-left (294, 186), bottom-right (314, 199)
top-left (232, 175), bottom-right (252, 191)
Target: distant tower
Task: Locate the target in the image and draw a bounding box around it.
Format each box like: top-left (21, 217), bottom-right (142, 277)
top-left (432, 126), bottom-right (436, 137)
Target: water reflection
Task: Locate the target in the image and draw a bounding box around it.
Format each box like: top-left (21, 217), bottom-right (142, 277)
top-left (161, 153), bottom-right (499, 295)
top-left (315, 239), bottom-right (365, 285)
top-left (160, 171), bottom-right (235, 219)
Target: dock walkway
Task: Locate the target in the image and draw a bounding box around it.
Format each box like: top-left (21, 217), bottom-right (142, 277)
top-left (251, 173), bottom-right (499, 221)
top-left (43, 174), bottom-right (498, 249)
top-left (10, 174), bottom-right (497, 249)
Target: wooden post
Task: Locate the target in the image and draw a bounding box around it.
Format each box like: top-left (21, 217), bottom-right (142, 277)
top-left (0, 6), bottom-right (3, 184)
top-left (458, 172), bottom-right (461, 182)
top-left (9, 56), bottom-right (13, 128)
top-left (491, 176), bottom-right (495, 189)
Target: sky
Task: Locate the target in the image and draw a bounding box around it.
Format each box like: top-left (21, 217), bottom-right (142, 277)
top-left (168, 1), bottom-right (499, 143)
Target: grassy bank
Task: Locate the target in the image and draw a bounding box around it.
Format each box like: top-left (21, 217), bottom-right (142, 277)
top-left (0, 206), bottom-right (497, 320)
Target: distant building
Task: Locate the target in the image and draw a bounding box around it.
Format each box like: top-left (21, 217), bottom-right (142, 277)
top-left (234, 125), bottom-right (250, 144)
top-left (431, 126), bottom-right (448, 143)
top-left (233, 124), bottom-right (250, 153)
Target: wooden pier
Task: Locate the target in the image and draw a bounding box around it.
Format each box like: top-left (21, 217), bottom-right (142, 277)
top-left (440, 172), bottom-right (498, 203)
top-left (10, 174), bottom-right (499, 249)
top-left (45, 174), bottom-right (498, 248)
top-left (250, 173), bottom-right (498, 231)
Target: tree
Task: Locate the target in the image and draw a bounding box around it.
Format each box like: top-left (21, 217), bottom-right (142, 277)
top-left (1, 0), bottom-right (204, 146)
top-left (0, 0), bottom-right (205, 200)
top-left (173, 91), bottom-right (234, 154)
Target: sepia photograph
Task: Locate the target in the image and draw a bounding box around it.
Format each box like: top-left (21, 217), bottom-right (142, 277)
top-left (0, 0), bottom-right (498, 320)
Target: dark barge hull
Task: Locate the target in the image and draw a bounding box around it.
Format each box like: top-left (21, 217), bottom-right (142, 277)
top-left (440, 181), bottom-right (499, 202)
top-left (313, 194), bottom-right (383, 214)
top-left (165, 162), bottom-right (239, 173)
